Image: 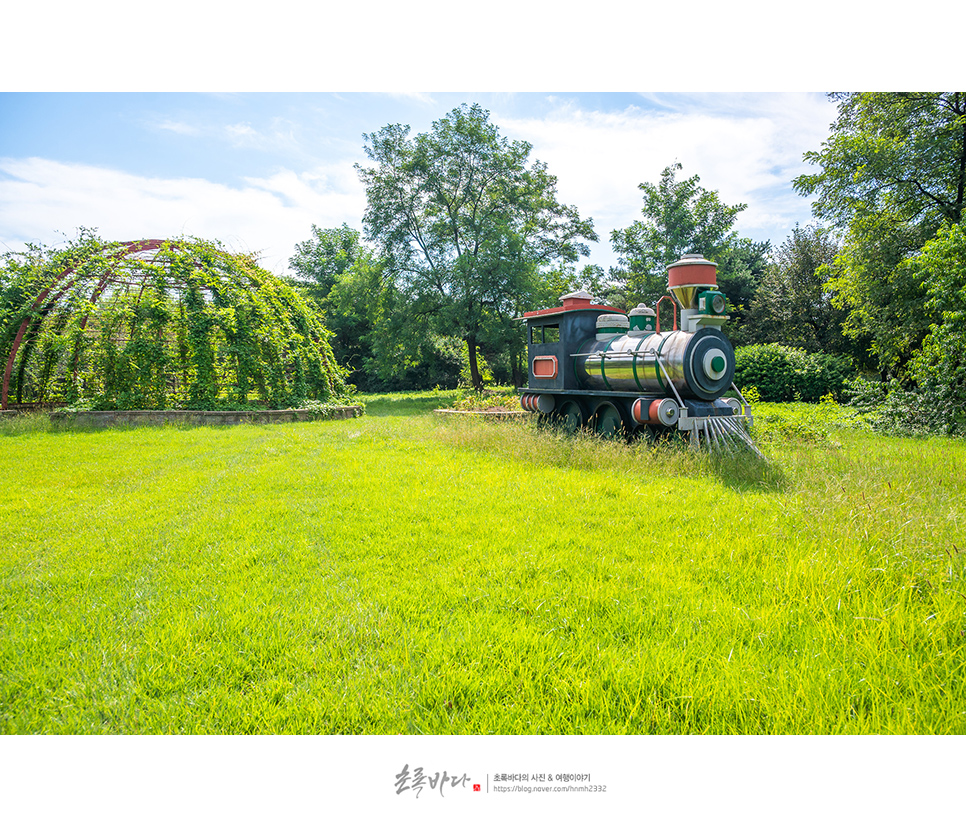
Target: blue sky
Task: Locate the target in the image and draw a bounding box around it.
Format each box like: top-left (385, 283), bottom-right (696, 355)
top-left (0, 92), bottom-right (840, 275)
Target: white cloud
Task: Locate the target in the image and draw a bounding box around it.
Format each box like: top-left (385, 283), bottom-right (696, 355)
top-left (0, 94), bottom-right (839, 279)
top-left (155, 120), bottom-right (200, 136)
top-left (145, 113), bottom-right (312, 159)
top-left (0, 157), bottom-right (366, 274)
top-left (225, 122), bottom-right (259, 141)
top-left (222, 120), bottom-right (304, 157)
top-left (496, 93), bottom-right (838, 258)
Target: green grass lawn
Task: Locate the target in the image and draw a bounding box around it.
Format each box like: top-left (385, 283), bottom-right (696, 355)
top-left (2, 393), bottom-right (964, 733)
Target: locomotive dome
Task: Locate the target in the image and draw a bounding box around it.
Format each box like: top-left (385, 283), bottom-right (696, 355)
top-left (1, 235), bottom-right (350, 411)
top-left (595, 313), bottom-right (630, 335)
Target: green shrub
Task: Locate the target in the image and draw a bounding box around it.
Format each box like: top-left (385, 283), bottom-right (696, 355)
top-left (843, 376), bottom-right (965, 437)
top-left (748, 394), bottom-right (869, 443)
top-left (452, 387), bottom-right (519, 411)
top-left (734, 343), bottom-right (853, 402)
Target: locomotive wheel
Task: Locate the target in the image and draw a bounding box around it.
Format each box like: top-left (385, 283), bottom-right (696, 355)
top-left (591, 402), bottom-right (627, 439)
top-left (556, 399), bottom-right (585, 434)
top-left (633, 423), bottom-right (657, 444)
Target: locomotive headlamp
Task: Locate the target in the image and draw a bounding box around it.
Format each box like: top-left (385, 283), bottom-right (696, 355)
top-left (702, 348), bottom-right (727, 380)
top-left (697, 290), bottom-right (727, 316)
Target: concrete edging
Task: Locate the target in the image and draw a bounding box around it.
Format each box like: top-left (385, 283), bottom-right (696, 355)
top-left (47, 406), bottom-right (364, 428)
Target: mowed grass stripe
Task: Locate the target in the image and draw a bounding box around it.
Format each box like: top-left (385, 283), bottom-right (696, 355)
top-left (1, 399), bottom-right (965, 733)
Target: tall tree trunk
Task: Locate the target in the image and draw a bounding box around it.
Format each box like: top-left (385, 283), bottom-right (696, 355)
top-left (466, 333), bottom-right (483, 392)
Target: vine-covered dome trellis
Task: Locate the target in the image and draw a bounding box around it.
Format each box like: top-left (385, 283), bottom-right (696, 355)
top-left (1, 234), bottom-right (351, 410)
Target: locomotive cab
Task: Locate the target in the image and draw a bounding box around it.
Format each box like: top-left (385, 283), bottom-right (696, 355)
top-left (525, 291), bottom-right (623, 393)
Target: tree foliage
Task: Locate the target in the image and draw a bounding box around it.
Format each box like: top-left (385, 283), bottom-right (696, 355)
top-left (903, 222), bottom-right (966, 433)
top-left (744, 224), bottom-right (867, 363)
top-left (608, 162), bottom-right (769, 337)
top-left (288, 223), bottom-right (364, 307)
top-left (793, 92), bottom-right (966, 375)
top-left (287, 226), bottom-right (465, 391)
top-left (355, 103), bottom-right (597, 390)
top-left (796, 93), bottom-right (966, 228)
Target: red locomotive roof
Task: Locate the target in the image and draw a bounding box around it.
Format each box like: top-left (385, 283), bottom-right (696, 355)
top-left (523, 292), bottom-right (625, 320)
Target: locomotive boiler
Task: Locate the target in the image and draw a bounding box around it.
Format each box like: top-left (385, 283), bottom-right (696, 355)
top-left (518, 253), bottom-right (758, 453)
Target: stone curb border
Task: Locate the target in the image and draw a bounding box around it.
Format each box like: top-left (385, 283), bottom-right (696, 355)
top-left (45, 406), bottom-right (364, 428)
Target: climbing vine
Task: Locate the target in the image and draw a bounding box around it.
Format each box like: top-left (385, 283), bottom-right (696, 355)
top-left (0, 232), bottom-right (354, 410)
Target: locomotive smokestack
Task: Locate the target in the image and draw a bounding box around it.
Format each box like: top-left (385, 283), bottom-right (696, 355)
top-left (666, 253), bottom-right (718, 310)
top-left (666, 254), bottom-right (730, 333)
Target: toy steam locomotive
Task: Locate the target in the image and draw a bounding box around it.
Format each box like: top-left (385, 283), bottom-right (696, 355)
top-left (518, 254), bottom-right (758, 452)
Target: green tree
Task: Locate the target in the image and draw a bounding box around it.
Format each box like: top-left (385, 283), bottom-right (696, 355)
top-left (288, 223), bottom-right (364, 306)
top-left (793, 92), bottom-right (966, 375)
top-left (745, 224), bottom-right (866, 361)
top-left (289, 225), bottom-right (375, 386)
top-left (356, 103), bottom-right (597, 391)
top-left (324, 256), bottom-right (464, 391)
top-left (609, 162), bottom-right (769, 334)
top-left (905, 221), bottom-right (966, 433)
top-left (288, 227), bottom-right (466, 391)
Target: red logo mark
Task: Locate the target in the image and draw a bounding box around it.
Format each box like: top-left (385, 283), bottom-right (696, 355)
top-left (473, 784), bottom-right (481, 792)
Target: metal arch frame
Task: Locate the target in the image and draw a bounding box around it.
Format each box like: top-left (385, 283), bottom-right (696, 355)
top-left (1, 239), bottom-right (171, 410)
